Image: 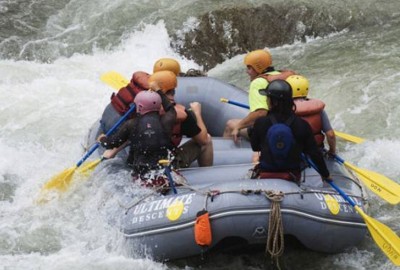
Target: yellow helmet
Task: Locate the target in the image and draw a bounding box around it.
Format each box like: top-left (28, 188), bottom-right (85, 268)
top-left (286, 75), bottom-right (309, 98)
top-left (148, 70), bottom-right (177, 93)
top-left (244, 49), bottom-right (272, 74)
top-left (153, 58), bottom-right (181, 76)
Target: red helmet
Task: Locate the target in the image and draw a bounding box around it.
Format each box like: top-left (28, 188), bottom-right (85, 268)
top-left (134, 91), bottom-right (162, 115)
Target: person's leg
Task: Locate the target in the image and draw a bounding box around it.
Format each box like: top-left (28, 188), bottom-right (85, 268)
top-left (252, 151), bottom-right (260, 164)
top-left (174, 139), bottom-right (205, 168)
top-left (197, 134), bottom-right (213, 167)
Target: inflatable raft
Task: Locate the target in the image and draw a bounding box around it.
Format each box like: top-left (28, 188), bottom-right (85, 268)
top-left (86, 77), bottom-right (368, 261)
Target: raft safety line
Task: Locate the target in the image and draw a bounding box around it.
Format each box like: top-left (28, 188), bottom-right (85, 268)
top-left (119, 188), bottom-right (366, 210)
top-left (123, 208), bottom-right (367, 238)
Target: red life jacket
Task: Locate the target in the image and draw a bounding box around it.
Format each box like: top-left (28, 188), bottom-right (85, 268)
top-left (159, 104), bottom-right (188, 147)
top-left (170, 104), bottom-right (187, 147)
top-left (110, 71), bottom-right (150, 114)
top-left (256, 69), bottom-right (296, 82)
top-left (294, 98), bottom-right (325, 146)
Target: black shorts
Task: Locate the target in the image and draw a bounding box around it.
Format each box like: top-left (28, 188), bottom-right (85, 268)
top-left (173, 139), bottom-right (202, 168)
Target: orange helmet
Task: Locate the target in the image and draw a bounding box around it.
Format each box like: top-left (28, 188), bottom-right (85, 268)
top-left (244, 49), bottom-right (272, 74)
top-left (148, 70), bottom-right (177, 93)
top-left (153, 58), bottom-right (181, 75)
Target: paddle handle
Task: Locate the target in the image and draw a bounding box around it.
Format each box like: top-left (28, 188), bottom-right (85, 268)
top-left (105, 104), bottom-right (136, 136)
top-left (164, 164), bottom-right (177, 194)
top-left (76, 104), bottom-right (136, 167)
top-left (220, 98), bottom-right (249, 109)
top-left (333, 154), bottom-right (345, 164)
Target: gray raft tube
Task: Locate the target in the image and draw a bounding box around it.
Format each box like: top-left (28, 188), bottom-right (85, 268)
top-left (174, 77), bottom-right (248, 137)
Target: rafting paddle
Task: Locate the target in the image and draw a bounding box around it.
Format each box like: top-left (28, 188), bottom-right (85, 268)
top-left (100, 71), bottom-right (129, 90)
top-left (333, 154), bottom-right (400, 205)
top-left (76, 72), bottom-right (132, 175)
top-left (38, 104), bottom-right (136, 202)
top-left (333, 131), bottom-right (365, 144)
top-left (221, 97), bottom-right (400, 203)
top-left (305, 156), bottom-right (400, 266)
top-left (220, 98), bottom-right (365, 144)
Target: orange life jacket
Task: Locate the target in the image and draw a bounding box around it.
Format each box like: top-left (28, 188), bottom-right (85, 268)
top-left (257, 69), bottom-right (296, 82)
top-left (294, 98), bottom-right (325, 146)
top-left (110, 71), bottom-right (150, 114)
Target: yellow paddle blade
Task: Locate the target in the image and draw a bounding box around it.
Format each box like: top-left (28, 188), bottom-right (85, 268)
top-left (36, 166), bottom-right (77, 204)
top-left (354, 206), bottom-right (400, 266)
top-left (100, 71), bottom-right (129, 90)
top-left (335, 131), bottom-right (365, 144)
top-left (345, 162), bottom-right (400, 205)
top-left (42, 166), bottom-right (77, 191)
top-left (77, 159), bottom-right (101, 177)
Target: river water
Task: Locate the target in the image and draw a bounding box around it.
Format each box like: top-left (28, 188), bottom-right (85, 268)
top-left (1, 0), bottom-right (399, 269)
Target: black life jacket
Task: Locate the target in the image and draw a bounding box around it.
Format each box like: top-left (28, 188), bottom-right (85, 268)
top-left (128, 113), bottom-right (173, 173)
top-left (260, 115), bottom-right (302, 172)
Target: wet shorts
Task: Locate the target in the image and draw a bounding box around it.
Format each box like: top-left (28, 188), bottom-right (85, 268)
top-left (173, 139), bottom-right (202, 168)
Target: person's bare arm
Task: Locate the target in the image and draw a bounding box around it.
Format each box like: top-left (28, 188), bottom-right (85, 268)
top-left (189, 102), bottom-right (209, 145)
top-left (232, 109), bottom-right (267, 142)
top-left (325, 129), bottom-right (336, 155)
top-left (102, 141), bottom-right (129, 159)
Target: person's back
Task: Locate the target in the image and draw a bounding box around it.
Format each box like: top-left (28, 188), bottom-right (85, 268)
top-left (99, 58), bottom-right (182, 135)
top-left (129, 90), bottom-right (176, 174)
top-left (99, 72), bottom-right (178, 172)
top-left (286, 75), bottom-right (336, 156)
top-left (223, 49), bottom-right (295, 142)
top-left (250, 80), bottom-right (330, 181)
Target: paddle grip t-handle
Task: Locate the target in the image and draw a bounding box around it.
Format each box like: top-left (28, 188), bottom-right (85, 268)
top-left (220, 98), bottom-right (250, 109)
top-left (164, 165), bottom-right (178, 194)
top-left (159, 159), bottom-right (177, 194)
top-left (76, 104), bottom-right (136, 167)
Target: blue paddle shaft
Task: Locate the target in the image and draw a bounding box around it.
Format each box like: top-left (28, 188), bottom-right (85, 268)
top-left (304, 154), bottom-right (356, 207)
top-left (164, 165), bottom-right (177, 194)
top-left (333, 154), bottom-right (345, 164)
top-left (328, 181), bottom-right (356, 207)
top-left (226, 100), bottom-right (249, 109)
top-left (76, 104), bottom-right (136, 167)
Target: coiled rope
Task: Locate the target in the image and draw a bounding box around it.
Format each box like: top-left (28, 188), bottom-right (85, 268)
top-left (265, 190), bottom-right (285, 270)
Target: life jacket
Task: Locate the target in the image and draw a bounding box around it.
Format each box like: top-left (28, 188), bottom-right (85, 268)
top-left (260, 115), bottom-right (301, 172)
top-left (257, 69), bottom-right (296, 82)
top-left (294, 98), bottom-right (325, 146)
top-left (110, 71), bottom-right (150, 114)
top-left (129, 112), bottom-right (173, 173)
top-left (160, 104), bottom-right (187, 147)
